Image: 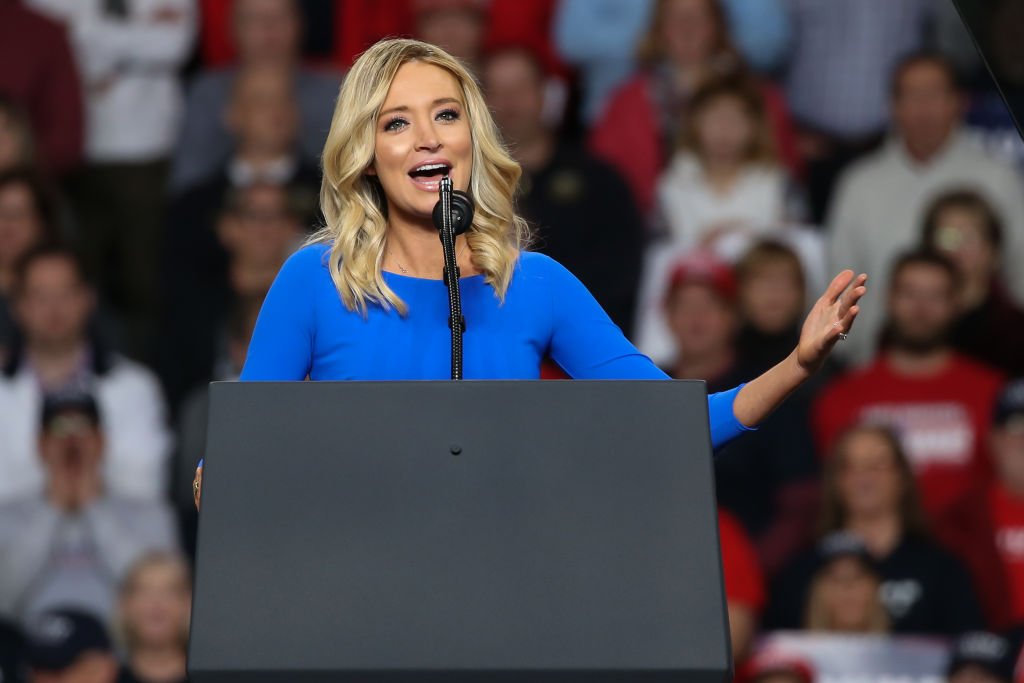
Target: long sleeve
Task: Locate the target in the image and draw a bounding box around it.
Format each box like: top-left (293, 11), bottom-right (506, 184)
top-left (241, 246), bottom-right (318, 381)
top-left (98, 363), bottom-right (173, 501)
top-left (0, 500), bottom-right (61, 617)
top-left (540, 254), bottom-right (754, 448)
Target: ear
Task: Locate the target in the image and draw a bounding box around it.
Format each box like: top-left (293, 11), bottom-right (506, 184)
top-left (365, 162), bottom-right (377, 177)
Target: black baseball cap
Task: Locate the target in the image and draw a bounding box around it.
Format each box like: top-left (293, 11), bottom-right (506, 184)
top-left (25, 608), bottom-right (111, 672)
top-left (994, 379), bottom-right (1024, 430)
top-left (947, 631), bottom-right (1017, 683)
top-left (39, 392), bottom-right (101, 434)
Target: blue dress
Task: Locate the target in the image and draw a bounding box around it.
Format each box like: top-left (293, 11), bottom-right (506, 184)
top-left (241, 243), bottom-right (753, 448)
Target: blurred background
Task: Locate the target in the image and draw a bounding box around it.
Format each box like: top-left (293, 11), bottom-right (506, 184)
top-left (0, 0), bottom-right (1023, 681)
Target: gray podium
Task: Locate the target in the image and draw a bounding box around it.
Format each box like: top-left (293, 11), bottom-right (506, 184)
top-left (189, 380), bottom-right (731, 683)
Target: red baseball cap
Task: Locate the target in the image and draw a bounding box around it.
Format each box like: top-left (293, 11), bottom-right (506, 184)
top-left (665, 251), bottom-right (738, 302)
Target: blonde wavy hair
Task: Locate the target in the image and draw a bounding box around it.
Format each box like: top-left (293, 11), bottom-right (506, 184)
top-left (311, 38), bottom-right (530, 315)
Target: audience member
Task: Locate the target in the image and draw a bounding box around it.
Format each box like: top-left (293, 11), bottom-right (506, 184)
top-left (25, 0), bottom-right (196, 360)
top-left (813, 251), bottom-right (1004, 519)
top-left (719, 507), bottom-right (766, 661)
top-left (0, 392), bottom-right (178, 625)
top-left (782, 0), bottom-right (933, 221)
top-left (553, 0), bottom-right (791, 125)
top-left (738, 650), bottom-right (815, 683)
top-left (936, 379), bottom-right (1024, 630)
top-left (0, 0), bottom-right (83, 176)
top-left (767, 424), bottom-right (985, 635)
top-left (171, 0), bottom-right (341, 192)
top-left (589, 0), bottom-right (799, 216)
top-left (114, 553), bottom-right (190, 683)
top-left (827, 53), bottom-right (1024, 366)
top-left (0, 168), bottom-right (60, 352)
top-left (24, 609), bottom-right (117, 683)
top-left (160, 181), bottom-right (308, 411)
top-left (656, 75), bottom-right (799, 258)
top-left (0, 246), bottom-right (171, 503)
top-left (482, 46), bottom-right (644, 333)
top-left (715, 242), bottom-right (824, 577)
top-left (411, 0), bottom-right (487, 73)
top-left (0, 97), bottom-right (38, 174)
top-left (660, 253), bottom-right (744, 388)
top-left (947, 632), bottom-right (1018, 683)
top-left (920, 190), bottom-right (1024, 377)
top-left (0, 617), bottom-right (27, 683)
top-left (802, 532), bottom-right (889, 633)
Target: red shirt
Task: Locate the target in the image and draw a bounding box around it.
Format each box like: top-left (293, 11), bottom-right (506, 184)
top-left (813, 354), bottom-right (1003, 518)
top-left (989, 482), bottom-right (1024, 624)
top-left (719, 508), bottom-right (765, 612)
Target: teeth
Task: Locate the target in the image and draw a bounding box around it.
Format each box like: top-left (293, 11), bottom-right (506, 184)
top-left (413, 163), bottom-right (448, 172)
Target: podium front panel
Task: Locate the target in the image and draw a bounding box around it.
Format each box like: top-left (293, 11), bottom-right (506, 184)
top-left (190, 380), bottom-right (730, 683)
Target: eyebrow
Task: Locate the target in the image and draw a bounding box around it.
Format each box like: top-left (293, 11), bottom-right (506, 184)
top-left (379, 97), bottom-right (462, 118)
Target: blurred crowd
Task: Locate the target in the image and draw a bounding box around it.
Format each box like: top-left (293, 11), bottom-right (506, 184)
top-left (1, 0), bottom-right (1024, 681)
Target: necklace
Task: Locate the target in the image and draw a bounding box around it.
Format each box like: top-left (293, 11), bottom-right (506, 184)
top-left (391, 240), bottom-right (468, 277)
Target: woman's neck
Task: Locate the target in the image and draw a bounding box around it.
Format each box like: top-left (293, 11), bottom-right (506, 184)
top-left (702, 159), bottom-right (742, 194)
top-left (383, 218), bottom-right (477, 280)
top-left (846, 512), bottom-right (902, 557)
top-left (959, 273), bottom-right (991, 311)
top-left (130, 644), bottom-right (186, 683)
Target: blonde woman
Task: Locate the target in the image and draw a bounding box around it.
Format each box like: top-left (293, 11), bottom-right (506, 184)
top-left (194, 38), bottom-right (865, 506)
top-left (115, 552), bottom-right (191, 683)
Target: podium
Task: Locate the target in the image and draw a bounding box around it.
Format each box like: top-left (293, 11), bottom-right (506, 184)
top-left (189, 380), bottom-right (731, 683)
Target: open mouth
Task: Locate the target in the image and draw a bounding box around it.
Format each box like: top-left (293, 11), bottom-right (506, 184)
top-left (408, 161), bottom-right (452, 190)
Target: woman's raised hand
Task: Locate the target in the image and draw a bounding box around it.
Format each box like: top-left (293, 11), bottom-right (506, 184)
top-left (795, 270), bottom-right (868, 373)
top-left (193, 460), bottom-right (203, 510)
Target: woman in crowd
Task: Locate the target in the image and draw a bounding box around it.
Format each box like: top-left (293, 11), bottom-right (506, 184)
top-left (0, 167), bottom-right (59, 350)
top-left (656, 76), bottom-right (799, 260)
top-left (765, 424), bottom-right (985, 635)
top-left (115, 552), bottom-right (191, 683)
top-left (920, 189), bottom-right (1024, 377)
top-left (589, 0), bottom-right (799, 216)
top-left (193, 37), bottom-right (866, 505)
top-left (803, 532), bottom-right (889, 633)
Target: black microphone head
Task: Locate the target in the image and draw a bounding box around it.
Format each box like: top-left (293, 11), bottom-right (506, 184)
top-left (432, 190), bottom-right (475, 236)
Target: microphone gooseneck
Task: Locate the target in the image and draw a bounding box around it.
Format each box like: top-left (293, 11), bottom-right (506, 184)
top-left (432, 176), bottom-right (473, 380)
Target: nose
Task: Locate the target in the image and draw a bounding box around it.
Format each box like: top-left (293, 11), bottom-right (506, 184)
top-left (414, 120), bottom-right (442, 152)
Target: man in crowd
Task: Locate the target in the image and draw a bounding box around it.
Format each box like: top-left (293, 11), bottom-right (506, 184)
top-left (25, 609), bottom-right (117, 683)
top-left (171, 0), bottom-right (341, 192)
top-left (813, 250), bottom-right (1004, 520)
top-left (827, 52), bottom-right (1024, 366)
top-left (0, 245), bottom-right (171, 503)
top-left (482, 45), bottom-right (644, 333)
top-left (0, 392), bottom-right (177, 625)
top-left (160, 179), bottom-right (309, 411)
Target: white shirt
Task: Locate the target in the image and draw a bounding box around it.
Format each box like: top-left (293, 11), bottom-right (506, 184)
top-left (25, 0), bottom-right (196, 162)
top-left (656, 153), bottom-right (790, 254)
top-left (827, 130), bottom-right (1024, 365)
top-left (0, 354), bottom-right (172, 503)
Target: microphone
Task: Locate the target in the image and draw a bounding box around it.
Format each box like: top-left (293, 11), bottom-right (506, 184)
top-left (432, 187), bottom-right (474, 235)
top-left (432, 177), bottom-right (472, 380)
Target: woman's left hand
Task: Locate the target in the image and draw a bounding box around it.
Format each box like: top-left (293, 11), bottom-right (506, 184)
top-left (796, 270), bottom-right (868, 373)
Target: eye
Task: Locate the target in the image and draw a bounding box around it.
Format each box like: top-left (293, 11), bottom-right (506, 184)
top-left (436, 108), bottom-right (461, 122)
top-left (383, 116), bottom-right (408, 132)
